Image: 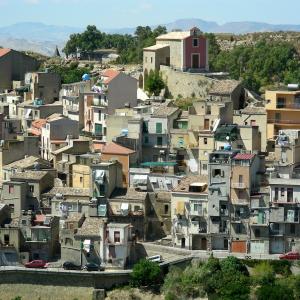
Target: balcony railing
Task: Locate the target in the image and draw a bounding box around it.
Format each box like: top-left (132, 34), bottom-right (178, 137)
top-left (276, 103), bottom-right (300, 109)
top-left (267, 119), bottom-right (300, 125)
top-left (232, 182), bottom-right (246, 189)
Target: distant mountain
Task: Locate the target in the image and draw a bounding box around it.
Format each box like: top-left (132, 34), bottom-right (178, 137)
top-left (0, 22), bottom-right (81, 42)
top-left (1, 19), bottom-right (300, 55)
top-left (108, 18), bottom-right (300, 35)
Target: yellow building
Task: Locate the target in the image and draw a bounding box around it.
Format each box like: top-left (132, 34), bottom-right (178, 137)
top-left (72, 164), bottom-right (90, 188)
top-left (265, 88), bottom-right (300, 140)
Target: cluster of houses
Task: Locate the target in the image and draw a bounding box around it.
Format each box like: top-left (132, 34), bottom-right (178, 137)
top-left (0, 27), bottom-right (299, 269)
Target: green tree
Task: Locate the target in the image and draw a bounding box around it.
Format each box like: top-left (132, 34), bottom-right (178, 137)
top-left (256, 284), bottom-right (295, 300)
top-left (253, 261), bottom-right (275, 285)
top-left (130, 259), bottom-right (162, 287)
top-left (144, 70), bottom-right (165, 96)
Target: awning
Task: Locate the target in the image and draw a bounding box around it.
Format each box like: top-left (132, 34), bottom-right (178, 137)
top-left (83, 239), bottom-right (91, 252)
top-left (25, 109), bottom-right (32, 118)
top-left (132, 174), bottom-right (148, 185)
top-left (94, 169), bottom-right (105, 184)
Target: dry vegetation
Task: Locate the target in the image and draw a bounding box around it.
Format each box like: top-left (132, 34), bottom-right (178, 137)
top-left (0, 284), bottom-right (94, 300)
top-left (106, 287), bottom-right (164, 300)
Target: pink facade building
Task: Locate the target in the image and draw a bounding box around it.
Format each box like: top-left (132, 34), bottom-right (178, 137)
top-left (143, 27), bottom-right (209, 75)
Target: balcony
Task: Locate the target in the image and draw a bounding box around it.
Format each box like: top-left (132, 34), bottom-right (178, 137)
top-left (250, 216), bottom-right (268, 226)
top-left (276, 103), bottom-right (300, 110)
top-left (269, 229), bottom-right (284, 236)
top-left (232, 182), bottom-right (246, 189)
top-left (175, 225), bottom-right (184, 235)
top-left (267, 119), bottom-right (300, 125)
top-left (66, 105), bottom-right (79, 113)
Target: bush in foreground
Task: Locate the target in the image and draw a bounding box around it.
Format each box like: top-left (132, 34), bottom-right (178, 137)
top-left (130, 259), bottom-right (162, 287)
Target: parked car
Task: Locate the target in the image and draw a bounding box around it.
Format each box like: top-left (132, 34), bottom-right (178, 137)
top-left (279, 251), bottom-right (300, 260)
top-left (83, 263), bottom-right (105, 271)
top-left (63, 261), bottom-right (82, 270)
top-left (25, 260), bottom-right (48, 268)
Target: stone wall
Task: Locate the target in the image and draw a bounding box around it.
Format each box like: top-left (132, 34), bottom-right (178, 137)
top-left (160, 66), bottom-right (215, 99)
top-left (0, 269), bottom-right (131, 289)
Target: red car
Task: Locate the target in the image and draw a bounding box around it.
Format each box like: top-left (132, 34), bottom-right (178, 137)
top-left (279, 251), bottom-right (300, 260)
top-left (25, 260), bottom-right (48, 268)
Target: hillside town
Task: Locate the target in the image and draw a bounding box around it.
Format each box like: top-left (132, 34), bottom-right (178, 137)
top-left (0, 26), bottom-right (299, 275)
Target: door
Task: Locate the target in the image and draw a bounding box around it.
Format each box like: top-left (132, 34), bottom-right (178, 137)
top-left (181, 238), bottom-right (185, 248)
top-left (231, 241), bottom-right (247, 253)
top-left (251, 241), bottom-right (265, 254)
top-left (95, 124), bottom-right (102, 135)
top-left (201, 238), bottom-right (207, 250)
top-left (192, 54), bottom-right (200, 69)
top-left (204, 119), bottom-right (209, 130)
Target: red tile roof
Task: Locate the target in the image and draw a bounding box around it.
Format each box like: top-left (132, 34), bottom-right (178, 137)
top-left (102, 142), bottom-right (135, 155)
top-left (233, 153), bottom-right (255, 160)
top-left (0, 48), bottom-right (11, 58)
top-left (93, 142), bottom-right (105, 152)
top-left (35, 214), bottom-right (46, 223)
top-left (102, 69), bottom-right (120, 84)
top-left (32, 119), bottom-right (46, 129)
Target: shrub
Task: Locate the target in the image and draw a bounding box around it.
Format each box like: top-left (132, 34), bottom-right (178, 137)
top-left (130, 259), bottom-right (162, 287)
top-left (253, 261), bottom-right (275, 285)
top-left (256, 283), bottom-right (295, 300)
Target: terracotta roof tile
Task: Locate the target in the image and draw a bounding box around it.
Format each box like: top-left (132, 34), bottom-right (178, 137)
top-left (209, 80), bottom-right (241, 95)
top-left (102, 142), bottom-right (135, 155)
top-left (0, 48), bottom-right (11, 58)
top-left (233, 153), bottom-right (255, 160)
top-left (102, 69), bottom-right (120, 84)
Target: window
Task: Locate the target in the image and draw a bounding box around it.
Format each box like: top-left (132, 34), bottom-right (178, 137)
top-left (281, 188), bottom-right (285, 199)
top-left (255, 228), bottom-right (260, 237)
top-left (4, 234), bottom-right (9, 245)
top-left (134, 205), bottom-right (140, 212)
top-left (287, 188), bottom-right (293, 202)
top-left (290, 224), bottom-right (296, 234)
top-left (150, 57), bottom-right (153, 63)
top-left (212, 169), bottom-right (224, 177)
top-left (21, 220), bottom-right (27, 225)
top-left (238, 175), bottom-right (243, 183)
top-left (193, 38), bottom-right (199, 47)
top-left (157, 136), bottom-right (163, 146)
top-left (193, 203), bottom-right (202, 214)
top-left (144, 136), bottom-right (149, 144)
top-left (80, 176), bottom-right (83, 183)
top-left (29, 185), bottom-right (34, 193)
top-left (204, 138), bottom-right (207, 145)
top-left (236, 223), bottom-right (242, 234)
top-left (114, 231), bottom-right (120, 243)
top-left (164, 204), bottom-right (169, 214)
top-left (9, 204), bottom-right (14, 213)
top-left (98, 111), bottom-right (101, 121)
top-left (274, 188), bottom-right (278, 201)
top-left (202, 164), bottom-right (207, 171)
top-left (8, 185), bottom-right (14, 194)
top-left (276, 97), bottom-right (286, 108)
top-left (156, 122), bottom-right (162, 133)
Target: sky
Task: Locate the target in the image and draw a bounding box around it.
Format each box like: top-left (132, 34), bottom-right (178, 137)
top-left (1, 0), bottom-right (300, 29)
